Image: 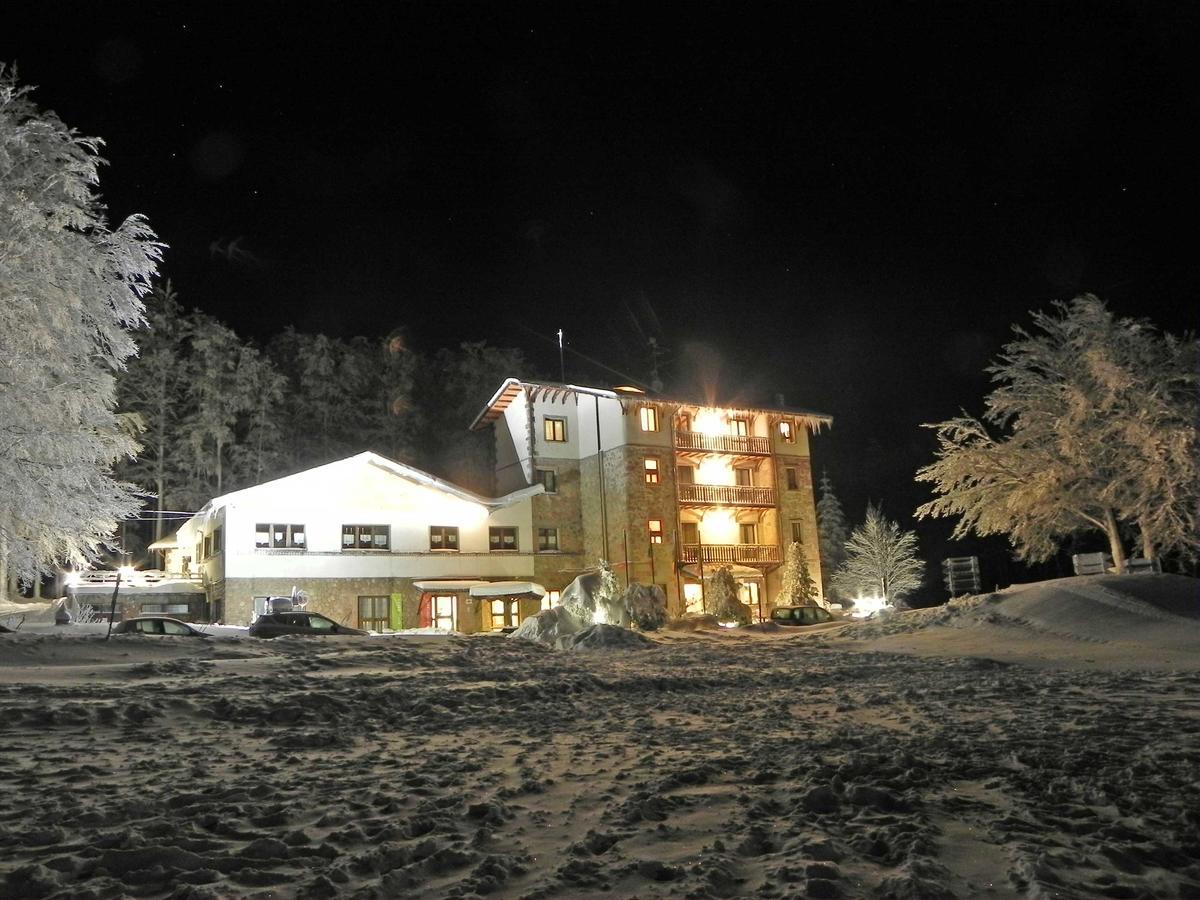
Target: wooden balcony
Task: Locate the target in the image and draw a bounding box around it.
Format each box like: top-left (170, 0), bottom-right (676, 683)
top-left (678, 483), bottom-right (776, 507)
top-left (680, 544), bottom-right (781, 565)
top-left (675, 431), bottom-right (771, 455)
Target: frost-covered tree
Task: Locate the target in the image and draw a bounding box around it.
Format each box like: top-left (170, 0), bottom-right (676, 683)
top-left (778, 541), bottom-right (820, 608)
top-left (816, 472), bottom-right (849, 601)
top-left (916, 296), bottom-right (1198, 570)
top-left (705, 566), bottom-right (750, 624)
top-left (0, 70), bottom-right (162, 592)
top-left (623, 583), bottom-right (668, 630)
top-left (833, 504), bottom-right (923, 606)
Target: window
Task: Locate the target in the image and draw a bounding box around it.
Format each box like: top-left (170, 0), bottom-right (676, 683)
top-left (358, 596), bottom-right (390, 631)
top-left (791, 521), bottom-right (804, 544)
top-left (537, 527), bottom-right (559, 552)
top-left (141, 603), bottom-right (190, 615)
top-left (489, 526), bottom-right (518, 552)
top-left (644, 458), bottom-right (660, 484)
top-left (639, 406), bottom-right (659, 432)
top-left (541, 590), bottom-right (561, 611)
top-left (677, 465), bottom-right (695, 485)
top-left (681, 521), bottom-right (699, 545)
top-left (256, 523), bottom-right (306, 549)
top-left (431, 594), bottom-right (456, 630)
top-left (648, 519), bottom-right (664, 544)
top-left (731, 418), bottom-right (749, 436)
top-left (429, 526), bottom-right (460, 551)
top-left (740, 523), bottom-right (758, 544)
top-left (678, 412), bottom-right (692, 432)
top-left (203, 533), bottom-right (212, 560)
top-left (544, 417), bottom-right (567, 442)
top-left (536, 468), bottom-right (557, 493)
top-left (785, 467), bottom-right (799, 490)
top-left (211, 526), bottom-right (223, 556)
top-left (779, 420), bottom-right (796, 443)
top-left (343, 525), bottom-right (390, 550)
top-left (489, 599), bottom-right (520, 630)
top-left (735, 467), bottom-right (753, 487)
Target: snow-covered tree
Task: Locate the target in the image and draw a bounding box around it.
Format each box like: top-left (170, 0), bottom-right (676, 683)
top-left (0, 70), bottom-right (162, 593)
top-left (833, 504), bottom-right (923, 606)
top-left (705, 566), bottom-right (750, 625)
top-left (916, 296), bottom-right (1198, 569)
top-left (623, 583), bottom-right (668, 630)
top-left (816, 472), bottom-right (849, 601)
top-left (777, 541), bottom-right (821, 608)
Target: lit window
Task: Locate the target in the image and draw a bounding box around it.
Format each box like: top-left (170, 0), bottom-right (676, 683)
top-left (489, 526), bottom-right (518, 552)
top-left (541, 589), bottom-right (562, 611)
top-left (644, 458), bottom-right (660, 484)
top-left (544, 417), bottom-right (567, 442)
top-left (431, 595), bottom-right (456, 630)
top-left (429, 526), bottom-right (459, 551)
top-left (785, 467), bottom-right (799, 490)
top-left (648, 519), bottom-right (664, 544)
top-left (536, 468), bottom-right (557, 493)
top-left (256, 523), bottom-right (306, 549)
top-left (358, 596), bottom-right (390, 631)
top-left (342, 525), bottom-right (390, 550)
top-left (731, 418), bottom-right (749, 436)
top-left (780, 420), bottom-right (795, 443)
top-left (538, 527), bottom-right (559, 552)
top-left (791, 521), bottom-right (804, 544)
top-left (640, 406), bottom-right (659, 432)
top-left (489, 599), bottom-right (520, 630)
top-left (740, 523), bottom-right (758, 544)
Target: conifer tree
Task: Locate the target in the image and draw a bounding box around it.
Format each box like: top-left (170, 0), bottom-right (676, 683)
top-left (778, 541), bottom-right (820, 607)
top-left (705, 566), bottom-right (750, 624)
top-left (0, 71), bottom-right (162, 591)
top-left (816, 472), bottom-right (849, 600)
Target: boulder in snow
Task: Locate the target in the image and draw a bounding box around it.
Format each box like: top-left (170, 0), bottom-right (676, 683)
top-left (508, 606), bottom-right (585, 647)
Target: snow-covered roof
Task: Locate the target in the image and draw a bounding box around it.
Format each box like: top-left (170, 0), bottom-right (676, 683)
top-left (470, 377), bottom-right (833, 432)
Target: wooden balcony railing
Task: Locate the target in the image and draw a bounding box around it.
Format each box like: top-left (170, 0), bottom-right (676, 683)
top-left (678, 483), bottom-right (777, 507)
top-left (675, 431), bottom-right (771, 455)
top-left (680, 544), bottom-right (781, 565)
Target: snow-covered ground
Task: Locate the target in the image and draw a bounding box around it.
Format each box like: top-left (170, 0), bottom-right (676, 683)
top-left (1, 574), bottom-right (1198, 898)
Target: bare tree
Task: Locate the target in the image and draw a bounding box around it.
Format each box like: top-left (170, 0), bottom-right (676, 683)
top-left (833, 504), bottom-right (923, 605)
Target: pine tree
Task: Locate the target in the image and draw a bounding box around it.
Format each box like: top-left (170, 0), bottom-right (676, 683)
top-left (706, 566), bottom-right (750, 624)
top-left (778, 541), bottom-right (820, 607)
top-left (833, 504), bottom-right (923, 606)
top-left (816, 472), bottom-right (849, 600)
top-left (0, 71), bottom-right (162, 592)
top-left (917, 296), bottom-right (1198, 568)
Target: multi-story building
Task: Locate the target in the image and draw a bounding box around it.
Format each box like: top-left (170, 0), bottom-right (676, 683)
top-left (472, 379), bottom-right (832, 619)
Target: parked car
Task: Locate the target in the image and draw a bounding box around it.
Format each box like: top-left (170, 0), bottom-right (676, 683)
top-left (248, 611), bottom-right (368, 638)
top-left (112, 616), bottom-right (206, 636)
top-left (770, 605), bottom-right (835, 626)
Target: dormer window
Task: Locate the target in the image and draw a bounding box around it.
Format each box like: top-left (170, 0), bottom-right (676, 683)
top-left (779, 420), bottom-right (796, 443)
top-left (639, 406), bottom-right (659, 432)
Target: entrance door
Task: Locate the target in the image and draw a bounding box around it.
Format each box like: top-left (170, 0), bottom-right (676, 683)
top-left (431, 594), bottom-right (457, 630)
top-left (739, 581), bottom-right (762, 621)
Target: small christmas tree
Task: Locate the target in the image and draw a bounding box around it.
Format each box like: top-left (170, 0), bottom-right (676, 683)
top-left (705, 567), bottom-right (750, 625)
top-left (778, 541), bottom-right (820, 607)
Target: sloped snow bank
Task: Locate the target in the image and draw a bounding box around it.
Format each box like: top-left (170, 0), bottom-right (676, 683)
top-left (556, 623), bottom-right (655, 651)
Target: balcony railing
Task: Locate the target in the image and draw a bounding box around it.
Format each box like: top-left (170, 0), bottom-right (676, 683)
top-left (680, 544), bottom-right (781, 565)
top-left (678, 483), bottom-right (776, 507)
top-left (675, 431), bottom-right (771, 455)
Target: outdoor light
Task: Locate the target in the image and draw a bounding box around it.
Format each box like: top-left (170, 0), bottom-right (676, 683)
top-left (851, 596), bottom-right (890, 618)
top-left (692, 410), bottom-right (725, 436)
top-left (64, 571), bottom-right (82, 589)
top-left (118, 565), bottom-right (137, 580)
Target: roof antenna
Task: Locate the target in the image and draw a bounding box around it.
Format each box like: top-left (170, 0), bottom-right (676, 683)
top-left (557, 328), bottom-right (566, 383)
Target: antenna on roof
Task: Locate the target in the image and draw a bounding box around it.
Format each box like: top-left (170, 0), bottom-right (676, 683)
top-left (557, 328), bottom-right (566, 383)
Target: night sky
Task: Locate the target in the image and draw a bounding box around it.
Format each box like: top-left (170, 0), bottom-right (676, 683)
top-left (7, 3), bottom-right (1196, 596)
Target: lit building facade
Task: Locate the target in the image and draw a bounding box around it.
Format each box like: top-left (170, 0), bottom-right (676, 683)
top-left (473, 379), bottom-right (832, 619)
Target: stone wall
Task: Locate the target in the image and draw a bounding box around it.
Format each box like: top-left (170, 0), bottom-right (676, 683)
top-left (774, 453), bottom-right (824, 599)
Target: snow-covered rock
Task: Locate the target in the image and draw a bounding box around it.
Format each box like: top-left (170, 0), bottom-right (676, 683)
top-left (508, 606), bottom-right (585, 647)
top-left (556, 623), bottom-right (655, 651)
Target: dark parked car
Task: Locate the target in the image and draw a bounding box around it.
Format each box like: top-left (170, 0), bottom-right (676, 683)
top-left (771, 605), bottom-right (835, 626)
top-left (112, 616), bottom-right (205, 636)
top-left (248, 611), bottom-right (368, 638)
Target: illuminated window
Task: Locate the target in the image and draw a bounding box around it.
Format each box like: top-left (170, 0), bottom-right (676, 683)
top-left (678, 412), bottom-right (693, 432)
top-left (544, 417), bottom-right (567, 442)
top-left (731, 418), bottom-right (749, 436)
top-left (489, 599), bottom-right (520, 630)
top-left (681, 521), bottom-right (699, 545)
top-left (677, 465), bottom-right (695, 485)
top-left (536, 468), bottom-right (557, 493)
top-left (538, 527), bottom-right (559, 552)
top-left (541, 589), bottom-right (562, 611)
top-left (791, 521), bottom-right (804, 544)
top-left (648, 519), bottom-right (664, 544)
top-left (342, 525), bottom-right (390, 550)
top-left (785, 467), bottom-right (799, 490)
top-left (639, 406), bottom-right (659, 432)
top-left (429, 526), bottom-right (459, 551)
top-left (256, 523), bottom-right (306, 549)
top-left (780, 420), bottom-right (795, 443)
top-left (358, 596), bottom-right (390, 631)
top-left (644, 458), bottom-right (660, 484)
top-left (489, 526), bottom-right (518, 552)
top-left (739, 523), bottom-right (758, 544)
top-left (431, 595), bottom-right (456, 630)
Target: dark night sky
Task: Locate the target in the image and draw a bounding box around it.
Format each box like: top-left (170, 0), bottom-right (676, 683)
top-left (7, 3), bottom-right (1197, 595)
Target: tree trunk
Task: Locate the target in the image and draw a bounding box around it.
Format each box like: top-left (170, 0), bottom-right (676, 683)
top-left (1138, 520), bottom-right (1157, 562)
top-left (1103, 507), bottom-right (1127, 574)
top-left (0, 530), bottom-right (8, 604)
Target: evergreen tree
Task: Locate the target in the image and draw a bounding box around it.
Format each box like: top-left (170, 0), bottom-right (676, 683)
top-left (917, 296), bottom-right (1198, 569)
top-left (705, 566), bottom-right (750, 624)
top-left (833, 504), bottom-right (924, 606)
top-left (816, 471), bottom-right (849, 601)
top-left (623, 583), bottom-right (668, 630)
top-left (0, 71), bottom-right (162, 592)
top-left (778, 541), bottom-right (820, 607)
